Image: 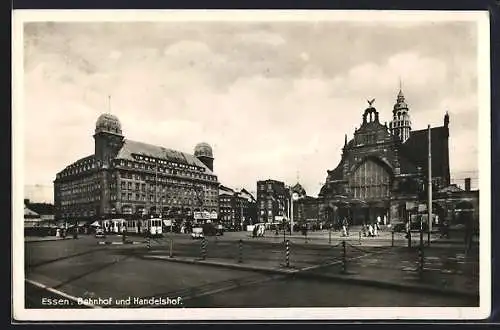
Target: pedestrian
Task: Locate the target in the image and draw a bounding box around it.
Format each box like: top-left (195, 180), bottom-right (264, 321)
top-left (440, 219), bottom-right (449, 239)
top-left (373, 223), bottom-right (378, 236)
top-left (252, 225), bottom-right (257, 238)
top-left (405, 220), bottom-right (410, 239)
top-left (367, 224), bottom-right (374, 237)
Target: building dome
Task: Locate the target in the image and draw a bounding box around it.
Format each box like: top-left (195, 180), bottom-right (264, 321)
top-left (95, 113), bottom-right (122, 135)
top-left (194, 142), bottom-right (213, 158)
top-left (393, 89), bottom-right (409, 111)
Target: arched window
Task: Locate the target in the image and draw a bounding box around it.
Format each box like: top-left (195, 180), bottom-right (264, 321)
top-left (350, 159), bottom-right (391, 200)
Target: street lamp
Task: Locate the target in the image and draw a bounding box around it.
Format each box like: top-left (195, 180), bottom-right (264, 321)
top-left (291, 191), bottom-right (299, 234)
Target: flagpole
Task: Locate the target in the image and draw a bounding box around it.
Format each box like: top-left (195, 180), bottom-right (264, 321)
top-left (427, 124), bottom-right (432, 246)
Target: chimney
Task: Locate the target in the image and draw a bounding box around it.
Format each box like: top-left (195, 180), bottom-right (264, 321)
top-left (24, 198), bottom-right (30, 206)
top-left (465, 178), bottom-right (471, 192)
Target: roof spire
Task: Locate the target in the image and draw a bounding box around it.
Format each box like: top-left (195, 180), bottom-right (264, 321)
top-left (344, 134), bottom-right (347, 146)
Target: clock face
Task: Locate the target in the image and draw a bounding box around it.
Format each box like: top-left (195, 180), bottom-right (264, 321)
top-left (292, 192), bottom-right (299, 201)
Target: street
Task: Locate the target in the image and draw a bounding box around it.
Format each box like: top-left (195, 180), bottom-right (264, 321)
top-left (24, 232), bottom-right (479, 309)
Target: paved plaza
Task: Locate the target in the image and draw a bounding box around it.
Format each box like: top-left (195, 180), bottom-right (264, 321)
top-left (24, 228), bottom-right (479, 309)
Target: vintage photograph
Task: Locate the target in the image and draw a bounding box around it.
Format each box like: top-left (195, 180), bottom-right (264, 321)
top-left (13, 10), bottom-right (490, 321)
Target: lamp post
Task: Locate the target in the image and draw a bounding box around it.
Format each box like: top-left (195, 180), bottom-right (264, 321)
top-left (427, 124), bottom-right (433, 246)
top-left (290, 191), bottom-right (299, 234)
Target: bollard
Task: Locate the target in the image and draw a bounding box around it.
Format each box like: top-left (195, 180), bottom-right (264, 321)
top-left (169, 237), bottom-right (174, 258)
top-left (238, 239), bottom-right (243, 263)
top-left (147, 237), bottom-right (151, 250)
top-left (391, 230), bottom-right (395, 247)
top-left (418, 245), bottom-right (424, 276)
top-left (407, 230), bottom-right (412, 248)
top-left (285, 239), bottom-right (290, 268)
top-left (329, 230), bottom-right (332, 245)
top-left (341, 240), bottom-right (347, 274)
top-left (358, 231), bottom-right (362, 245)
top-left (201, 238), bottom-right (207, 260)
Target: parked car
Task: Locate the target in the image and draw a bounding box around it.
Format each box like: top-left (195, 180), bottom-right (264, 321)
top-left (391, 222), bottom-right (406, 233)
top-left (191, 227), bottom-right (204, 239)
top-left (202, 222), bottom-right (224, 236)
top-left (95, 228), bottom-right (105, 238)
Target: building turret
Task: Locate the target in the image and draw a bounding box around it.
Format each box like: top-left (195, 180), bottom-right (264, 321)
top-left (389, 87), bottom-right (412, 143)
top-left (93, 113), bottom-right (124, 167)
top-left (194, 142), bottom-right (214, 171)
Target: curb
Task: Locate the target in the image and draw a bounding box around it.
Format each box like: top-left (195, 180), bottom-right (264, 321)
top-left (143, 255), bottom-right (478, 300)
top-left (25, 237), bottom-right (75, 243)
top-left (142, 255), bottom-right (299, 275)
top-left (97, 241), bottom-right (146, 245)
top-left (235, 238), bottom-right (394, 250)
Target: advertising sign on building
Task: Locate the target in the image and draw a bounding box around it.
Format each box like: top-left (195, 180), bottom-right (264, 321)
top-left (194, 211), bottom-right (211, 220)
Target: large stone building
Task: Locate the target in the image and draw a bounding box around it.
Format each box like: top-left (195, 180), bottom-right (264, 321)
top-left (319, 89), bottom-right (478, 226)
top-left (256, 179), bottom-right (288, 223)
top-left (53, 113), bottom-right (220, 223)
top-left (218, 185), bottom-right (257, 230)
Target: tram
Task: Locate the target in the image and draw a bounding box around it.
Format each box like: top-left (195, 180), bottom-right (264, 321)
top-left (125, 218), bottom-right (163, 237)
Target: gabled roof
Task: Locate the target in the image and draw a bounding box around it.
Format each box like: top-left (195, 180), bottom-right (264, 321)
top-left (219, 184), bottom-right (235, 196)
top-left (27, 203), bottom-right (55, 215)
top-left (59, 155), bottom-right (96, 174)
top-left (24, 206), bottom-right (40, 218)
top-left (402, 126), bottom-right (449, 178)
top-left (116, 139), bottom-right (214, 174)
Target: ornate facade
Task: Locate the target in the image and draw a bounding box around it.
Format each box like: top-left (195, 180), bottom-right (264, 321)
top-left (54, 113), bottom-right (219, 223)
top-left (318, 89), bottom-right (461, 226)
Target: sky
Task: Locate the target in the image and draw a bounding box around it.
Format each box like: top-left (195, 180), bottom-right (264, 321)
top-left (21, 15), bottom-right (482, 203)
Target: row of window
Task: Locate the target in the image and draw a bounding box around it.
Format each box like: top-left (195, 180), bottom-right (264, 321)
top-left (118, 192), bottom-right (218, 205)
top-left (390, 120), bottom-right (411, 127)
top-left (259, 210), bottom-right (285, 216)
top-left (60, 196), bottom-right (100, 206)
top-left (117, 160), bottom-right (216, 182)
top-left (353, 186), bottom-right (390, 199)
top-left (56, 175), bottom-right (100, 195)
top-left (57, 160), bottom-right (96, 178)
top-left (119, 182), bottom-right (217, 196)
top-left (258, 183), bottom-right (285, 191)
top-left (132, 154), bottom-right (205, 173)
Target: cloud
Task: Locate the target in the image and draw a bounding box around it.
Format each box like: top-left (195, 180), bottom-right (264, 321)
top-left (21, 21), bottom-right (480, 201)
